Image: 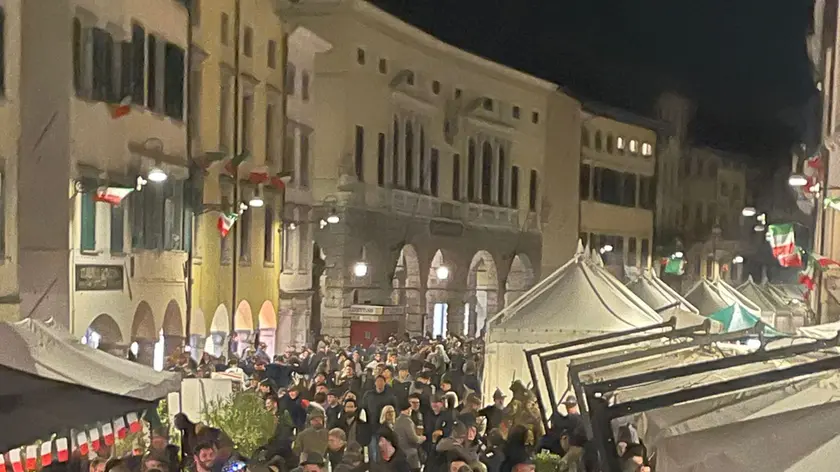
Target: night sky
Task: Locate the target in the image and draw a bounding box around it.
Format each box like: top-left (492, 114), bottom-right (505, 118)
top-left (373, 0), bottom-right (817, 167)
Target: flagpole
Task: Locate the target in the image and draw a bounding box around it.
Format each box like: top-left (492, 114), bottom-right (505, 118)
top-left (816, 146), bottom-right (830, 324)
top-left (230, 0), bottom-right (242, 357)
top-left (184, 0), bottom-right (195, 359)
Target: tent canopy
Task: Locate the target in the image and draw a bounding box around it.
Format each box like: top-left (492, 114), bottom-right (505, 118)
top-left (683, 279), bottom-right (730, 316)
top-left (707, 304), bottom-right (785, 336)
top-left (488, 253), bottom-right (663, 344)
top-left (0, 318), bottom-right (181, 451)
top-left (627, 272), bottom-right (699, 315)
top-left (738, 276), bottom-right (792, 315)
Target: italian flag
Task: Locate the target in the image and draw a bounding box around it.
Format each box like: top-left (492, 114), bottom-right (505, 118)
top-left (40, 442), bottom-right (53, 467)
top-left (55, 438), bottom-right (69, 462)
top-left (24, 446), bottom-right (36, 471)
top-left (825, 196), bottom-right (840, 212)
top-left (224, 152), bottom-right (249, 176)
top-left (9, 449), bottom-right (23, 472)
top-left (803, 150), bottom-right (824, 195)
top-left (800, 258), bottom-right (816, 291)
top-left (113, 417), bottom-right (127, 439)
top-left (217, 213), bottom-right (238, 238)
top-left (663, 256), bottom-right (685, 275)
top-left (102, 423), bottom-right (115, 446)
top-left (111, 96), bottom-right (132, 119)
top-left (93, 186), bottom-right (134, 206)
top-left (767, 224), bottom-right (801, 267)
top-left (248, 166), bottom-right (270, 184)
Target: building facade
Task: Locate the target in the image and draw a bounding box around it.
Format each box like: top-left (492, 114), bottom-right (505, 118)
top-left (189, 0), bottom-right (289, 359)
top-left (578, 106), bottom-right (658, 278)
top-left (652, 92), bottom-right (693, 248)
top-left (275, 0), bottom-right (580, 343)
top-left (10, 0), bottom-right (191, 366)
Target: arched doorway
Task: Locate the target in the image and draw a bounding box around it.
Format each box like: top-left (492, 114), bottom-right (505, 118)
top-left (505, 254), bottom-right (536, 305)
top-left (233, 300), bottom-right (254, 357)
top-left (188, 308), bottom-right (207, 361)
top-left (426, 249), bottom-right (454, 337)
top-left (391, 244), bottom-right (423, 335)
top-left (258, 301), bottom-right (278, 358)
top-left (203, 304), bottom-right (230, 357)
top-left (84, 314), bottom-right (123, 354)
top-left (130, 301), bottom-right (156, 366)
top-left (155, 300), bottom-right (184, 371)
top-left (467, 250), bottom-right (499, 337)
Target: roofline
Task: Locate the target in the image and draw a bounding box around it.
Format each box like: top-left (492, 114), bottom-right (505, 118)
top-left (582, 101), bottom-right (672, 135)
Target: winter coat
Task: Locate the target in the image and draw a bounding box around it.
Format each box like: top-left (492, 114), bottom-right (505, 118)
top-left (394, 414), bottom-right (424, 470)
top-left (361, 388), bottom-right (398, 431)
top-left (293, 425), bottom-right (328, 456)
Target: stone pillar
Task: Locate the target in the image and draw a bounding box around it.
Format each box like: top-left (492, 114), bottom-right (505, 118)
top-left (447, 293), bottom-right (466, 337)
top-left (481, 289), bottom-right (500, 335)
top-left (134, 339), bottom-right (156, 367)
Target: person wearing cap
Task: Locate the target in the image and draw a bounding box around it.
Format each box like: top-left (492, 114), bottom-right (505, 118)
top-left (325, 389), bottom-right (343, 428)
top-left (424, 392), bottom-right (454, 461)
top-left (333, 442), bottom-right (365, 472)
top-left (375, 427), bottom-right (411, 472)
top-left (478, 389), bottom-right (506, 434)
top-left (395, 400), bottom-right (426, 472)
top-left (299, 452), bottom-right (327, 472)
top-left (361, 374), bottom-right (398, 461)
top-left (294, 408), bottom-right (329, 457)
top-left (562, 397), bottom-right (579, 416)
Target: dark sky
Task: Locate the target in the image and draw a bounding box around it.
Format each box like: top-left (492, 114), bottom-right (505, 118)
top-left (373, 0), bottom-right (817, 166)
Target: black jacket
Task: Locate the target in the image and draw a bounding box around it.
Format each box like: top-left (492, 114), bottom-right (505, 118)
top-left (362, 388), bottom-right (397, 431)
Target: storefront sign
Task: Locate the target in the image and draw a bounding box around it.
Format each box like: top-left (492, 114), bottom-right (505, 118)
top-left (349, 304), bottom-right (405, 316)
top-left (75, 264), bottom-right (124, 291)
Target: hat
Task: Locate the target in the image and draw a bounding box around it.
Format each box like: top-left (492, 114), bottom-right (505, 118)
top-left (308, 408), bottom-right (326, 420)
top-left (563, 396), bottom-right (578, 407)
top-left (493, 388), bottom-right (507, 400)
top-left (397, 361), bottom-right (410, 371)
top-left (301, 452), bottom-right (326, 467)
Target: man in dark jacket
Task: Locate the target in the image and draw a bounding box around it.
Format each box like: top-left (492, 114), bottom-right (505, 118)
top-left (361, 375), bottom-right (397, 462)
top-left (334, 398), bottom-right (369, 447)
top-left (423, 393), bottom-right (454, 463)
top-left (265, 357), bottom-right (307, 389)
top-left (478, 389), bottom-right (506, 434)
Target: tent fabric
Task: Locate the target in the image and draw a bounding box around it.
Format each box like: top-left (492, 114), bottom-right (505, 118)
top-left (706, 305), bottom-right (785, 337)
top-left (798, 321), bottom-right (840, 340)
top-left (626, 272), bottom-right (715, 330)
top-left (488, 253), bottom-right (663, 344)
top-left (711, 279), bottom-right (763, 315)
top-left (0, 318), bottom-right (181, 451)
top-left (738, 276), bottom-right (792, 315)
top-left (683, 279), bottom-right (730, 315)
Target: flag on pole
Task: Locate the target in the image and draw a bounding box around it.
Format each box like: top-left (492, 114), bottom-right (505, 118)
top-left (127, 412), bottom-right (142, 434)
top-left (248, 166), bottom-right (270, 184)
top-left (93, 186), bottom-right (134, 206)
top-left (767, 224), bottom-right (801, 267)
top-left (114, 417), bottom-right (127, 439)
top-left (223, 152), bottom-right (249, 175)
top-left (9, 449), bottom-right (23, 472)
top-left (88, 428), bottom-right (101, 452)
top-left (663, 256), bottom-right (685, 275)
top-left (40, 442), bottom-right (52, 467)
top-left (217, 213), bottom-right (238, 238)
top-left (111, 96), bottom-right (132, 119)
top-left (0, 455), bottom-right (7, 472)
top-left (825, 196), bottom-right (840, 211)
top-left (76, 431), bottom-right (89, 456)
top-left (800, 257), bottom-right (816, 291)
top-left (56, 438), bottom-right (69, 463)
top-left (803, 150), bottom-right (824, 196)
top-left (24, 446), bottom-right (36, 471)
top-left (102, 423), bottom-right (115, 446)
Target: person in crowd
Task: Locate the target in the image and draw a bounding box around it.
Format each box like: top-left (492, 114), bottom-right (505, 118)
top-left (394, 401), bottom-right (426, 472)
top-left (334, 398), bottom-right (368, 446)
top-left (374, 427), bottom-right (410, 472)
top-left (555, 427), bottom-right (586, 472)
top-left (334, 442), bottom-right (366, 472)
top-left (327, 428), bottom-right (347, 471)
top-left (478, 389), bottom-right (506, 434)
top-left (380, 405), bottom-right (397, 431)
top-left (479, 430), bottom-right (506, 472)
top-left (562, 397), bottom-right (579, 416)
top-left (362, 375), bottom-right (398, 461)
top-left (281, 385), bottom-right (309, 431)
top-left (191, 441), bottom-right (217, 472)
top-left (294, 409), bottom-right (329, 457)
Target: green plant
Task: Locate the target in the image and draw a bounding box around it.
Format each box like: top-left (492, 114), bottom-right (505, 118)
top-left (202, 391), bottom-right (276, 457)
top-left (534, 451), bottom-right (563, 472)
top-left (113, 430), bottom-right (148, 458)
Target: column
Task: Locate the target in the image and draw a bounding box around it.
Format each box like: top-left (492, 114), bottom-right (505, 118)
top-left (447, 292), bottom-right (466, 337)
top-left (134, 339), bottom-right (156, 367)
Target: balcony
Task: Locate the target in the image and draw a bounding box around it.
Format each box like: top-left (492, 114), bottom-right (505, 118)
top-left (580, 200), bottom-right (653, 236)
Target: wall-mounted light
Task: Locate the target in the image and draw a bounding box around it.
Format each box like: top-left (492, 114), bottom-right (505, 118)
top-left (741, 207), bottom-right (757, 217)
top-left (353, 261), bottom-right (368, 277)
top-left (673, 251), bottom-right (684, 258)
top-left (788, 174), bottom-right (808, 187)
top-left (754, 224), bottom-right (766, 233)
top-left (599, 244), bottom-right (613, 254)
top-left (733, 255), bottom-right (744, 264)
top-left (436, 265), bottom-right (450, 280)
top-left (147, 167), bottom-right (168, 183)
top-left (248, 187), bottom-right (265, 208)
top-left (326, 210), bottom-right (340, 225)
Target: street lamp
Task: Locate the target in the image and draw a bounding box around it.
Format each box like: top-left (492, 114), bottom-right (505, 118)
top-left (742, 206), bottom-right (757, 217)
top-left (733, 255), bottom-right (744, 264)
top-left (248, 187), bottom-right (264, 208)
top-left (436, 265), bottom-right (450, 280)
top-left (326, 210), bottom-right (340, 225)
top-left (788, 174), bottom-right (808, 187)
top-left (147, 167), bottom-right (168, 183)
top-left (673, 251), bottom-right (684, 258)
top-left (353, 261), bottom-right (368, 277)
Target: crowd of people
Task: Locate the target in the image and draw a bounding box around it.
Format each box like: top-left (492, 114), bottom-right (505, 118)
top-left (66, 333), bottom-right (651, 472)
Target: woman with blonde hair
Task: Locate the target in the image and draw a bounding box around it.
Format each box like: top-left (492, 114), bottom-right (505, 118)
top-left (379, 405), bottom-right (397, 430)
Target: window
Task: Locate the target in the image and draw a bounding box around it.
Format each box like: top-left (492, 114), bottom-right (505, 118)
top-left (594, 168), bottom-right (621, 205)
top-left (581, 128), bottom-right (589, 147)
top-left (621, 174), bottom-right (637, 207)
top-left (377, 133), bottom-right (386, 186)
top-left (147, 35), bottom-right (158, 110)
top-left (405, 122), bottom-right (414, 188)
top-left (641, 142), bottom-right (653, 156)
top-left (617, 136), bottom-right (626, 150)
top-left (497, 147), bottom-right (506, 206)
top-left (528, 170), bottom-right (538, 211)
top-left (241, 93), bottom-right (254, 154)
top-left (513, 106), bottom-right (520, 119)
top-left (732, 185), bottom-right (741, 201)
top-left (641, 177), bottom-right (655, 210)
top-left (243, 27), bottom-right (253, 57)
top-left (91, 28), bottom-right (115, 102)
top-left (73, 18), bottom-right (83, 96)
top-left (640, 239), bottom-right (650, 268)
top-left (419, 126), bottom-right (426, 192)
top-left (454, 88), bottom-right (462, 99)
top-left (219, 74), bottom-right (231, 151)
top-left (467, 140), bottom-right (477, 201)
top-left (120, 40), bottom-right (134, 103)
top-left (164, 42), bottom-right (185, 120)
top-left (264, 206), bottom-right (274, 263)
top-left (283, 123), bottom-right (297, 177)
top-left (300, 131), bottom-right (310, 187)
top-left (301, 71), bottom-right (310, 101)
top-left (378, 58), bottom-right (387, 74)
top-left (267, 40), bottom-right (277, 69)
top-left (452, 153), bottom-right (461, 201)
top-left (594, 131), bottom-right (603, 151)
top-left (430, 149), bottom-right (440, 197)
top-left (627, 237), bottom-right (637, 267)
top-left (606, 135), bottom-right (615, 153)
top-left (285, 62), bottom-right (296, 95)
top-left (266, 103), bottom-right (277, 163)
top-left (510, 166), bottom-right (520, 208)
top-left (220, 13), bottom-right (230, 45)
top-left (80, 192), bottom-right (97, 251)
top-left (720, 182), bottom-right (729, 197)
top-left (580, 164), bottom-right (591, 199)
top-left (110, 205), bottom-right (124, 254)
top-left (392, 118), bottom-right (400, 186)
top-left (283, 221), bottom-right (296, 270)
top-left (163, 181), bottom-right (184, 251)
top-left (356, 48), bottom-right (366, 65)
top-left (481, 142), bottom-right (493, 203)
top-left (354, 125), bottom-right (365, 182)
top-left (432, 80), bottom-right (441, 94)
top-left (482, 98), bottom-right (493, 111)
top-left (531, 111), bottom-right (540, 124)
top-left (629, 139), bottom-right (639, 154)
top-left (239, 203), bottom-right (251, 262)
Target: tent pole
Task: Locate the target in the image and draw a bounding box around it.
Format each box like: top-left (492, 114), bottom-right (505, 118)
top-left (524, 318), bottom-right (677, 357)
top-left (525, 350), bottom-right (550, 432)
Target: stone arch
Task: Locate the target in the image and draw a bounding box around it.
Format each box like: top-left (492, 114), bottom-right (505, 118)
top-left (258, 300), bottom-right (278, 358)
top-left (466, 250), bottom-right (499, 337)
top-left (391, 244), bottom-right (423, 335)
top-left (505, 254), bottom-right (536, 305)
top-left (204, 304), bottom-right (230, 357)
top-left (425, 249), bottom-right (458, 337)
top-left (161, 300), bottom-right (184, 359)
top-left (233, 300), bottom-right (254, 357)
top-left (187, 307), bottom-right (207, 361)
top-left (130, 301), bottom-right (156, 366)
top-left (85, 314), bottom-right (123, 351)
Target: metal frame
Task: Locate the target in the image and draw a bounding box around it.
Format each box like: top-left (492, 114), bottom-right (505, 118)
top-left (581, 334), bottom-right (840, 471)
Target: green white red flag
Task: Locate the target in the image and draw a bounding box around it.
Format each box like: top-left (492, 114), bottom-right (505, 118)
top-left (798, 253), bottom-right (840, 291)
top-left (93, 186), bottom-right (134, 206)
top-left (766, 224), bottom-right (801, 267)
top-left (802, 149), bottom-right (824, 197)
top-left (217, 213), bottom-right (238, 238)
top-left (825, 196), bottom-right (840, 212)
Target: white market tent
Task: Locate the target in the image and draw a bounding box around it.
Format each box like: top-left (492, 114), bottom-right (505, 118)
top-left (683, 279), bottom-right (730, 316)
top-left (625, 272), bottom-right (717, 330)
top-left (738, 275), bottom-right (797, 332)
top-left (798, 321), bottom-right (840, 340)
top-left (482, 247), bottom-right (663, 404)
top-left (0, 318), bottom-right (181, 451)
